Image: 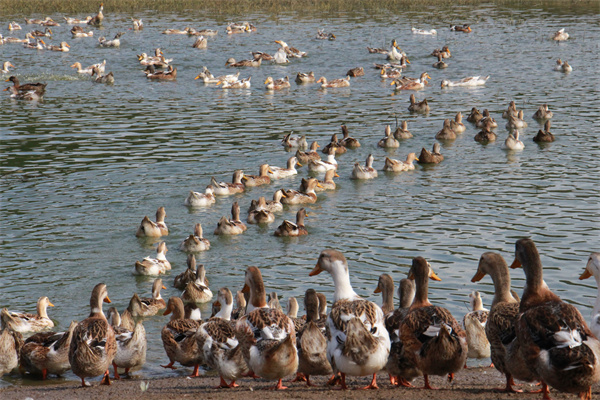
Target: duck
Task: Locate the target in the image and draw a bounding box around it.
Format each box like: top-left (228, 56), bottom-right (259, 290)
top-left (346, 67), bottom-right (365, 77)
top-left (225, 57), bottom-right (261, 67)
top-left (296, 142), bottom-right (321, 164)
top-left (554, 58), bottom-right (573, 72)
top-left (553, 28), bottom-right (569, 41)
top-left (351, 154), bottom-right (378, 180)
top-left (504, 130), bottom-right (524, 150)
top-left (8, 21), bottom-right (22, 31)
top-left (431, 45), bottom-right (451, 58)
top-left (160, 297), bottom-right (203, 377)
top-left (316, 29), bottom-right (336, 40)
top-left (192, 36), bottom-right (207, 49)
top-left (107, 308), bottom-right (146, 379)
top-left (162, 27), bottom-right (191, 34)
top-left (184, 186), bottom-right (215, 207)
top-left (449, 112), bottom-right (466, 133)
top-left (394, 120), bottom-right (413, 139)
top-left (470, 252), bottom-right (523, 392)
top-left (173, 255), bottom-right (198, 291)
top-left (296, 71), bottom-right (315, 84)
top-left (88, 3), bottom-right (104, 26)
top-left (308, 147), bottom-right (337, 172)
top-left (235, 267), bottom-right (298, 389)
top-left (281, 133), bottom-right (308, 149)
top-left (441, 75), bottom-right (489, 87)
top-left (268, 292), bottom-right (283, 311)
top-left (19, 321), bottom-right (77, 380)
top-left (131, 18), bottom-right (143, 30)
top-left (69, 283), bottom-right (116, 387)
top-left (374, 274), bottom-right (395, 315)
top-left (242, 164), bottom-right (272, 187)
top-left (180, 223), bottom-right (210, 253)
top-left (71, 26), bottom-right (93, 37)
top-left (432, 54), bottom-right (448, 69)
top-left (261, 190), bottom-right (285, 213)
top-left (30, 27), bottom-right (53, 37)
top-left (1, 297), bottom-right (54, 333)
top-left (502, 101), bottom-right (518, 119)
top-left (579, 253), bottom-right (600, 339)
top-left (367, 39), bottom-right (397, 54)
top-left (380, 67), bottom-right (403, 79)
top-left (392, 73), bottom-right (430, 91)
top-left (91, 67), bottom-right (114, 84)
top-left (412, 27), bottom-right (437, 35)
top-left (265, 76), bottom-right (290, 90)
top-left (1, 62), bottom-right (15, 74)
top-left (533, 104), bottom-right (553, 121)
top-left (286, 297), bottom-right (306, 332)
top-left (450, 24), bottom-right (472, 32)
top-left (339, 125), bottom-right (360, 148)
top-left (533, 120), bottom-right (555, 143)
top-left (41, 18), bottom-right (59, 27)
top-left (322, 133), bottom-right (346, 155)
top-left (214, 202), bottom-right (247, 235)
top-left (387, 40), bottom-right (406, 61)
top-left (3, 85), bottom-right (43, 101)
top-left (272, 47), bottom-right (290, 64)
top-left (134, 241), bottom-right (170, 276)
top-left (196, 287), bottom-right (249, 388)
top-left (463, 291), bottom-right (490, 364)
top-left (511, 238), bottom-right (600, 400)
top-left (400, 256), bottom-right (467, 389)
top-left (127, 279), bottom-right (167, 317)
top-left (418, 143), bottom-right (444, 164)
top-left (181, 264), bottom-right (213, 304)
top-left (24, 17), bottom-right (49, 25)
top-left (505, 110), bottom-right (527, 130)
top-left (476, 110), bottom-right (498, 130)
top-left (296, 288), bottom-right (332, 386)
top-left (269, 156), bottom-right (301, 179)
top-left (98, 32), bottom-right (123, 47)
top-left (435, 119), bottom-right (457, 140)
top-left (145, 65), bottom-right (177, 80)
top-left (275, 39), bottom-right (307, 58)
top-left (247, 197), bottom-right (275, 224)
top-left (194, 67), bottom-right (239, 84)
top-left (135, 206), bottom-right (168, 237)
top-left (71, 60), bottom-right (106, 75)
top-left (64, 16), bottom-right (92, 24)
top-left (408, 94), bottom-right (429, 113)
top-left (467, 107), bottom-right (483, 123)
top-left (274, 208), bottom-right (308, 237)
top-left (251, 51), bottom-right (273, 61)
top-left (378, 125), bottom-right (400, 148)
top-left (0, 327), bottom-right (22, 376)
top-left (383, 153), bottom-right (418, 172)
top-left (210, 170), bottom-right (244, 195)
top-left (231, 291), bottom-right (247, 320)
top-left (138, 52), bottom-right (169, 68)
top-left (317, 76), bottom-right (350, 88)
top-left (218, 77), bottom-right (251, 89)
top-left (382, 278), bottom-right (417, 386)
top-left (5, 76), bottom-right (46, 96)
top-left (474, 128), bottom-right (497, 143)
top-left (281, 178), bottom-right (321, 205)
top-left (309, 249), bottom-right (390, 389)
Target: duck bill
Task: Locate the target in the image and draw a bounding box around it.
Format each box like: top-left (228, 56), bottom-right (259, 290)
top-left (309, 264), bottom-right (323, 276)
top-left (373, 286), bottom-right (382, 294)
top-left (579, 269), bottom-right (593, 280)
top-left (509, 258), bottom-right (521, 269)
top-left (214, 300), bottom-right (221, 307)
top-left (430, 271), bottom-right (442, 281)
top-left (334, 172), bottom-right (340, 177)
top-left (296, 162), bottom-right (302, 167)
top-left (471, 270), bottom-right (485, 282)
top-left (163, 307), bottom-right (172, 316)
top-left (48, 302), bottom-right (55, 307)
top-left (162, 285), bottom-right (167, 289)
top-left (104, 296), bottom-right (111, 303)
top-left (241, 283), bottom-right (250, 293)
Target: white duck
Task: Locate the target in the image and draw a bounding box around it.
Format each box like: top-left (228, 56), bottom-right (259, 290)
top-left (134, 241), bottom-right (171, 276)
top-left (1, 297), bottom-right (54, 333)
top-left (554, 59), bottom-right (573, 72)
top-left (441, 76), bottom-right (489, 87)
top-left (268, 156), bottom-right (301, 179)
top-left (1, 62), bottom-right (15, 74)
top-left (309, 249), bottom-right (390, 389)
top-left (504, 130), bottom-right (525, 150)
top-left (184, 186), bottom-right (215, 207)
top-left (351, 154), bottom-right (378, 180)
top-left (411, 27), bottom-right (437, 35)
top-left (463, 291), bottom-right (491, 363)
top-left (308, 147), bottom-right (337, 173)
top-left (235, 267), bottom-right (298, 389)
top-left (552, 28), bottom-right (569, 41)
top-left (579, 253), bottom-right (600, 339)
top-left (383, 153), bottom-right (418, 172)
top-left (135, 206), bottom-right (168, 237)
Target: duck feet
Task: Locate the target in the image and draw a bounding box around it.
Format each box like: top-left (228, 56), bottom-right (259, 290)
top-left (100, 370), bottom-right (111, 385)
top-left (447, 372), bottom-right (455, 383)
top-left (331, 373), bottom-right (348, 390)
top-left (423, 374), bottom-right (438, 390)
top-left (389, 374), bottom-right (398, 385)
top-left (242, 370), bottom-right (261, 379)
top-left (160, 361), bottom-right (177, 370)
top-left (112, 362), bottom-right (121, 380)
top-left (81, 378), bottom-right (91, 387)
top-left (268, 378), bottom-right (288, 390)
top-left (357, 373), bottom-right (379, 390)
top-left (305, 375), bottom-right (316, 387)
top-left (215, 376), bottom-right (238, 388)
top-left (579, 387), bottom-right (592, 400)
top-left (291, 372), bottom-right (307, 382)
top-left (495, 375), bottom-right (522, 393)
top-left (189, 364), bottom-right (200, 377)
top-left (397, 378), bottom-right (413, 388)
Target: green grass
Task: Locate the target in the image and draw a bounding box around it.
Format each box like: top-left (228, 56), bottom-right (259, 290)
top-left (1, 0), bottom-right (597, 16)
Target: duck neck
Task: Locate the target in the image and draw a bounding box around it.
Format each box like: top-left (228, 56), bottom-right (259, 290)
top-left (331, 262), bottom-right (359, 302)
top-left (215, 301), bottom-right (233, 320)
top-left (38, 301), bottom-right (49, 319)
top-left (170, 300), bottom-right (185, 321)
top-left (153, 283), bottom-right (163, 300)
top-left (411, 271), bottom-right (432, 309)
top-left (247, 279), bottom-right (267, 313)
top-left (89, 296), bottom-right (105, 319)
top-left (489, 267), bottom-right (516, 306)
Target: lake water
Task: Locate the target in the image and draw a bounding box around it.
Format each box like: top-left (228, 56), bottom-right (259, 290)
top-left (1, 1), bottom-right (599, 386)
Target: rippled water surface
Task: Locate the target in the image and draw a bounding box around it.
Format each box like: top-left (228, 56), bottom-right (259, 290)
top-left (1, 2), bottom-right (599, 386)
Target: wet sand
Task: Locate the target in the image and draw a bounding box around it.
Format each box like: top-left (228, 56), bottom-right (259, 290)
top-left (1, 368), bottom-right (594, 400)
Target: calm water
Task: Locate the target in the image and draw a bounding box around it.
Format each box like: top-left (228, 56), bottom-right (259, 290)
top-left (1, 2), bottom-right (599, 387)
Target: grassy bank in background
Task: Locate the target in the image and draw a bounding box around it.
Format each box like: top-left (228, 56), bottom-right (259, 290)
top-left (0, 0), bottom-right (597, 17)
